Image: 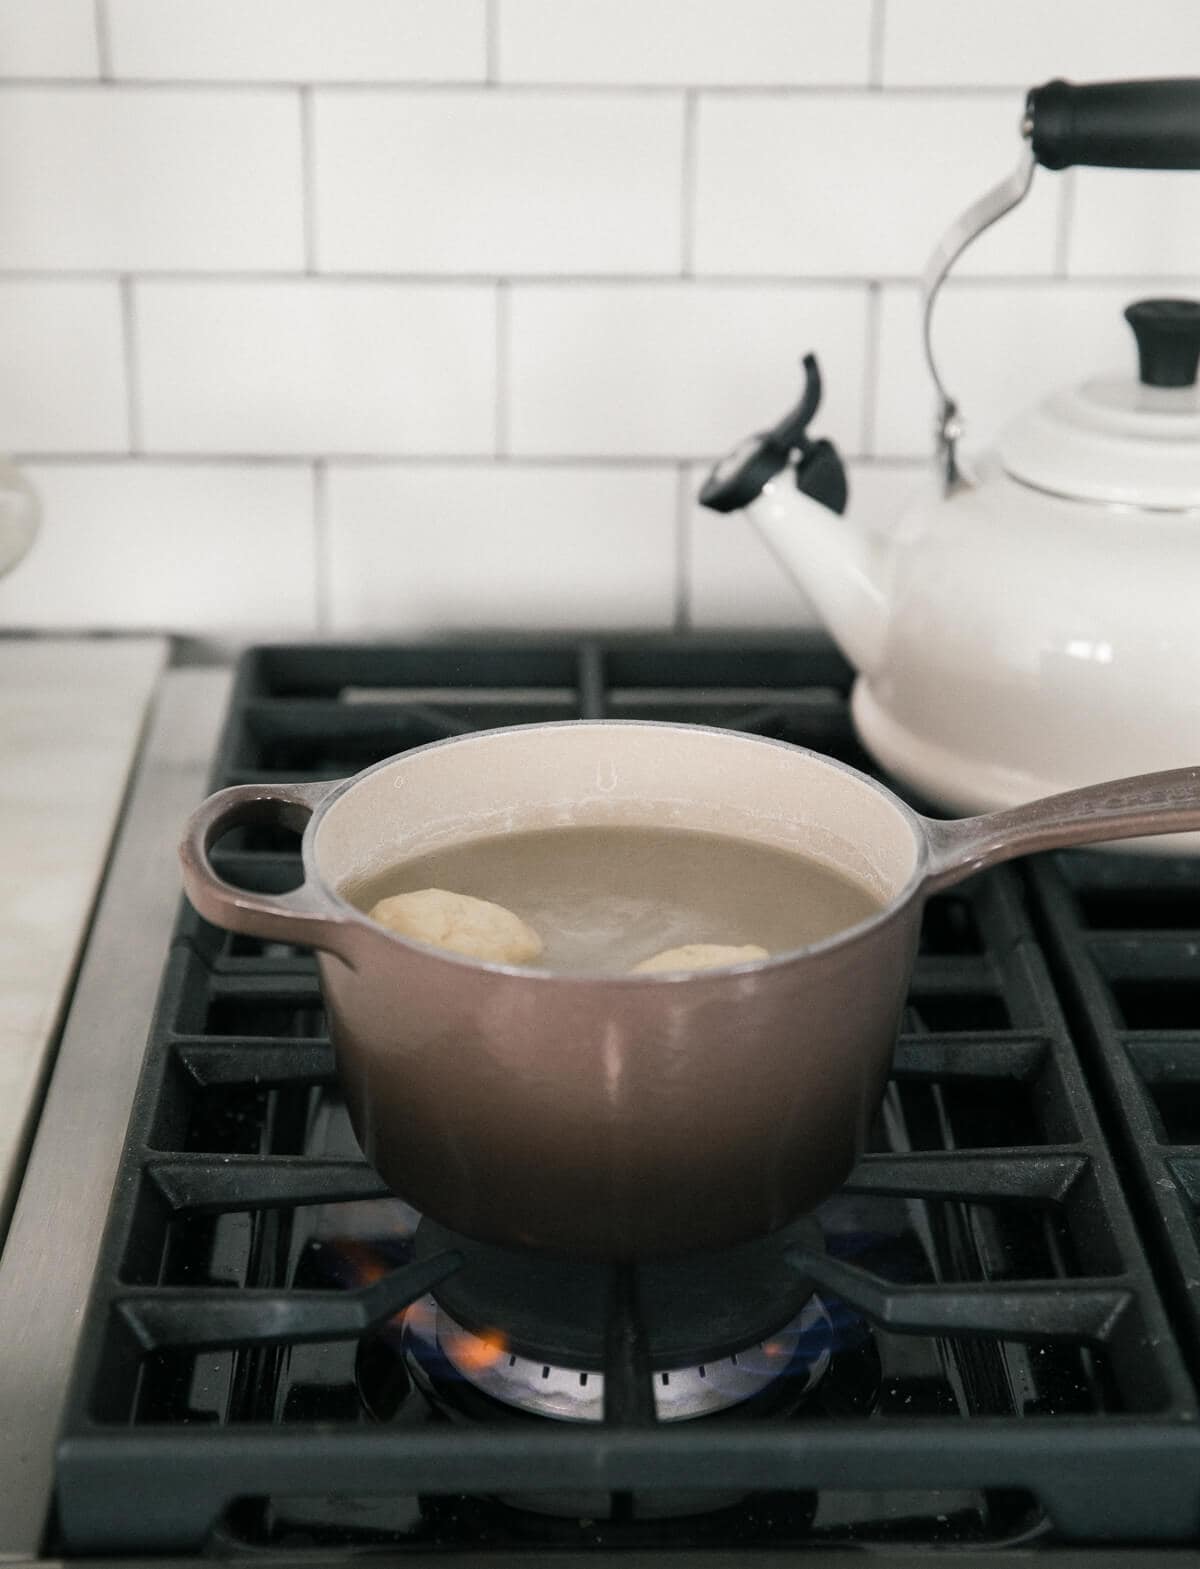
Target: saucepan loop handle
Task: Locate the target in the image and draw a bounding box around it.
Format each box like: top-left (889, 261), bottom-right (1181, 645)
top-left (921, 766), bottom-right (1200, 894)
top-left (179, 779), bottom-right (353, 958)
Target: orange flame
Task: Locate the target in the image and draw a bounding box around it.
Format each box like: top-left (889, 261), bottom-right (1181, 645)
top-left (444, 1326), bottom-right (509, 1372)
top-left (337, 1239), bottom-right (390, 1285)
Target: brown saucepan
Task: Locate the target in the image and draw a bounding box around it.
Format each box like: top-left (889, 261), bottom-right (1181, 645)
top-left (180, 722), bottom-right (1200, 1260)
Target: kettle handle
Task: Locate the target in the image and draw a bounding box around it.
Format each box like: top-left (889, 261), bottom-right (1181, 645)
top-left (920, 144), bottom-right (1035, 493)
top-left (923, 77), bottom-right (1200, 493)
top-left (1027, 79), bottom-right (1200, 172)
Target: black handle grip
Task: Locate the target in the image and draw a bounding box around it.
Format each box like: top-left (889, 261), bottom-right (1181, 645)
top-left (1026, 78), bottom-right (1200, 170)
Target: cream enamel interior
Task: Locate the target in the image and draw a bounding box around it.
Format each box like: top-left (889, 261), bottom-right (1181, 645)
top-left (311, 722), bottom-right (921, 918)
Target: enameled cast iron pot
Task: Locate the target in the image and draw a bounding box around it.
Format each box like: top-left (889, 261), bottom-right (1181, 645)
top-left (180, 723), bottom-right (1200, 1259)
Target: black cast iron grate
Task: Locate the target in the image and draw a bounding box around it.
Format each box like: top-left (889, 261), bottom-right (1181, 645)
top-left (1027, 854), bottom-right (1200, 1372)
top-left (54, 638), bottom-right (1200, 1554)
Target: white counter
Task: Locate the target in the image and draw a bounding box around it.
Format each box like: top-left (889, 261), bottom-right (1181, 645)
top-left (0, 636), bottom-right (167, 1234)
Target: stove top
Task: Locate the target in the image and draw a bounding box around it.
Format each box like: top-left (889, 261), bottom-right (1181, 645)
top-left (19, 637), bottom-right (1200, 1559)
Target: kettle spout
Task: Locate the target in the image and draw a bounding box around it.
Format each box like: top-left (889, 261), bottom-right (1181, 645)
top-left (699, 353), bottom-right (888, 679)
top-left (749, 476), bottom-right (889, 679)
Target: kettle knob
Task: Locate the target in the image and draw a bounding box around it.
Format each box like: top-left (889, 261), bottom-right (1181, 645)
top-left (1124, 298), bottom-right (1200, 388)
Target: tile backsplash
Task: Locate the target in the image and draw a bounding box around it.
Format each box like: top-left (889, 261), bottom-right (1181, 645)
top-left (0, 0), bottom-right (1196, 639)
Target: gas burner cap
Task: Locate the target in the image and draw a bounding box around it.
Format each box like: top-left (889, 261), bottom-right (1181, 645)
top-left (404, 1294), bottom-right (834, 1423)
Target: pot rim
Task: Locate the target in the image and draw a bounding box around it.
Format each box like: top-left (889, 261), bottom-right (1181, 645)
top-left (296, 719), bottom-right (932, 984)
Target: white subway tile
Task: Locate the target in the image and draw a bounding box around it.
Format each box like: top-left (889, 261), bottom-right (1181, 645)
top-left (686, 461), bottom-right (925, 628)
top-left (0, 0), bottom-right (97, 77)
top-left (498, 0), bottom-right (871, 85)
top-left (509, 284), bottom-right (868, 458)
top-left (0, 463), bottom-right (315, 634)
top-left (0, 283), bottom-right (125, 452)
top-left (107, 0), bottom-right (485, 81)
top-left (137, 281), bottom-right (495, 455)
top-left (882, 0), bottom-right (1200, 87)
top-left (694, 94), bottom-right (1058, 278)
top-left (0, 88), bottom-right (302, 270)
top-left (873, 278), bottom-right (1200, 458)
top-left (688, 480), bottom-right (816, 629)
top-left (1069, 171), bottom-right (1200, 277)
top-left (327, 463), bottom-right (676, 633)
top-left (315, 90), bottom-right (683, 275)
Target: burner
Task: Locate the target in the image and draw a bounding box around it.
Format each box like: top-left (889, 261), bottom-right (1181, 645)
top-left (412, 1214), bottom-right (823, 1370)
top-left (355, 1214), bottom-right (835, 1426)
top-left (401, 1292), bottom-right (835, 1423)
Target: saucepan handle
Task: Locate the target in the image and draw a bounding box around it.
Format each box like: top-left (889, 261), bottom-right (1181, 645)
top-left (921, 766), bottom-right (1200, 894)
top-left (179, 779), bottom-right (353, 958)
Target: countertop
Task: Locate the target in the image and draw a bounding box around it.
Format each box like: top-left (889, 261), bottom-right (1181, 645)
top-left (0, 635), bottom-right (167, 1238)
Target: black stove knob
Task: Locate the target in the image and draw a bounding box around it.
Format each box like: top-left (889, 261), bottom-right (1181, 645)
top-left (1124, 297), bottom-right (1200, 387)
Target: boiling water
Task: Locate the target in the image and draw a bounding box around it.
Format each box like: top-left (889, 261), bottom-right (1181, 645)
top-left (345, 825), bottom-right (884, 974)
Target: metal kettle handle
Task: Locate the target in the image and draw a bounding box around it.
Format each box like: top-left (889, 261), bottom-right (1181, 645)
top-left (923, 77), bottom-right (1200, 493)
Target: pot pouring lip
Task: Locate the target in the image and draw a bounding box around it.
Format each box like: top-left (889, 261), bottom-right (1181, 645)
top-left (295, 718), bottom-right (933, 984)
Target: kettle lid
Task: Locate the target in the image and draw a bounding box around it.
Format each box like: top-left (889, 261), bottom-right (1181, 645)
top-left (997, 297), bottom-right (1200, 511)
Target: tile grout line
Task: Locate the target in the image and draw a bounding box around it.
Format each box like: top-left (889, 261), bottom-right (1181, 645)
top-left (7, 269), bottom-right (1180, 287)
top-left (674, 463), bottom-right (692, 632)
top-left (0, 78), bottom-right (1037, 94)
top-left (1055, 168), bottom-right (1076, 278)
top-left (119, 275), bottom-right (141, 453)
top-left (300, 86), bottom-right (319, 273)
top-left (868, 0), bottom-right (887, 88)
top-left (860, 281), bottom-right (882, 456)
top-left (312, 459), bottom-right (332, 633)
top-left (485, 0), bottom-right (500, 84)
top-left (93, 0), bottom-right (112, 81)
top-left (494, 280), bottom-right (510, 455)
top-left (4, 450), bottom-right (956, 470)
top-left (679, 91), bottom-right (698, 277)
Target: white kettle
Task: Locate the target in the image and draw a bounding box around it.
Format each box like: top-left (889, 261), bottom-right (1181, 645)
top-left (702, 76), bottom-right (1200, 853)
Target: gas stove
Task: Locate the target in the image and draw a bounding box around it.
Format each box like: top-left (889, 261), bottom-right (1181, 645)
top-left (3, 636), bottom-right (1200, 1565)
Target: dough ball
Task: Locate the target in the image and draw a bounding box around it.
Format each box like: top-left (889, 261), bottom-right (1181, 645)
top-left (631, 943), bottom-right (769, 974)
top-left (369, 887), bottom-right (543, 965)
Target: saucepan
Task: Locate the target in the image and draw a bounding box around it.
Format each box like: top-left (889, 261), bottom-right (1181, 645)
top-left (180, 723), bottom-right (1200, 1259)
